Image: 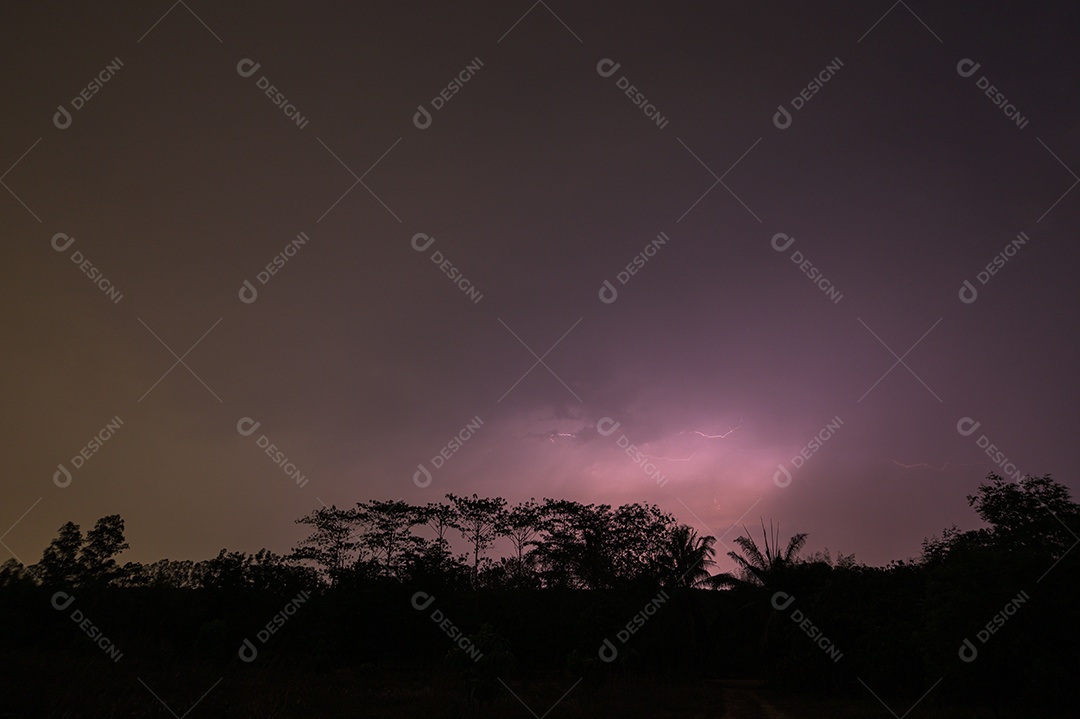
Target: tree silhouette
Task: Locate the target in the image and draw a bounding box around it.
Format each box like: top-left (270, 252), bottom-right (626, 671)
top-left (78, 514), bottom-right (129, 586)
top-left (501, 498), bottom-right (540, 563)
top-left (196, 549), bottom-right (252, 590)
top-left (447, 493), bottom-right (506, 587)
top-left (122, 558), bottom-right (198, 588)
top-left (968, 473), bottom-right (1078, 557)
top-left (531, 499), bottom-right (676, 589)
top-left (497, 498), bottom-right (542, 586)
top-left (404, 500), bottom-right (470, 588)
top-left (30, 515), bottom-right (130, 587)
top-left (533, 499), bottom-right (614, 589)
top-left (355, 499), bottom-right (424, 580)
top-left (711, 520), bottom-right (807, 590)
top-left (661, 525), bottom-right (717, 589)
top-left (35, 521), bottom-right (83, 586)
top-left (918, 472), bottom-right (1079, 709)
top-left (292, 505), bottom-right (358, 587)
top-left (610, 502), bottom-right (676, 584)
top-left (0, 557), bottom-right (33, 587)
top-left (421, 500), bottom-right (459, 547)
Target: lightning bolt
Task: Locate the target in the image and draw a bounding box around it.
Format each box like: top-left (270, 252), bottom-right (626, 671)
top-left (682, 417), bottom-right (743, 439)
top-left (548, 432), bottom-right (576, 443)
top-left (892, 460), bottom-right (984, 471)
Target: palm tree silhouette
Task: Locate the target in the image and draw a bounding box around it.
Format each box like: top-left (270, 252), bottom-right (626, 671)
top-left (710, 519), bottom-right (807, 590)
top-left (710, 520), bottom-right (808, 671)
top-left (663, 524), bottom-right (717, 588)
top-left (657, 525), bottom-right (718, 667)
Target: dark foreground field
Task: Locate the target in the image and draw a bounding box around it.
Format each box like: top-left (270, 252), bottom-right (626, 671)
top-left (1, 655), bottom-right (1068, 719)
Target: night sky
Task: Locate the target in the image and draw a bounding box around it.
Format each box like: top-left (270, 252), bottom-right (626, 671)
top-left (4, 1), bottom-right (1079, 573)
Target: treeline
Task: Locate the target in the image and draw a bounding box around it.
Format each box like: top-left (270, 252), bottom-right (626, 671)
top-left (2, 474), bottom-right (1077, 713)
top-left (1, 495), bottom-right (717, 593)
top-left (0, 515), bottom-right (314, 592)
top-left (290, 494), bottom-right (715, 591)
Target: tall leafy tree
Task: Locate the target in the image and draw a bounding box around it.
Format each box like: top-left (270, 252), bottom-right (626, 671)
top-left (533, 500), bottom-right (619, 589)
top-left (532, 499), bottom-right (594, 588)
top-left (447, 493), bottom-right (506, 586)
top-left (421, 501), bottom-right (459, 547)
top-left (609, 502), bottom-right (676, 584)
top-left (34, 521), bottom-right (84, 586)
top-left (502, 499), bottom-right (541, 563)
top-left (78, 514), bottom-right (129, 586)
top-left (919, 473), bottom-right (1080, 708)
top-left (487, 499), bottom-right (543, 587)
top-left (292, 505), bottom-right (358, 587)
top-left (355, 499), bottom-right (424, 580)
top-left (399, 501), bottom-right (468, 587)
top-left (532, 500), bottom-right (676, 589)
top-left (968, 473), bottom-right (1078, 557)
